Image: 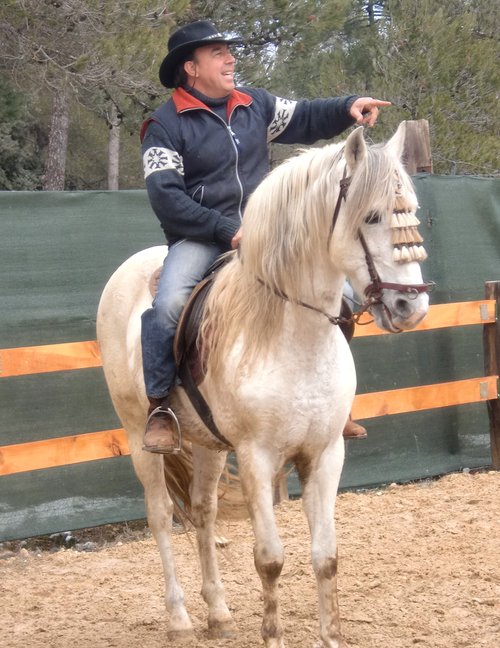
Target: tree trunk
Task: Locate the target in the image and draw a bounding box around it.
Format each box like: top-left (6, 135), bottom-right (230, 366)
top-left (43, 85), bottom-right (69, 191)
top-left (107, 103), bottom-right (120, 190)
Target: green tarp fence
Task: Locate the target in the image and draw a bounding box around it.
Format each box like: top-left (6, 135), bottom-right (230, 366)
top-left (1, 175), bottom-right (499, 541)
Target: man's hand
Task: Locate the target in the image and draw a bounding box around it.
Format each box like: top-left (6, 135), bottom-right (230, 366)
top-left (349, 97), bottom-right (392, 127)
top-left (231, 228), bottom-right (242, 249)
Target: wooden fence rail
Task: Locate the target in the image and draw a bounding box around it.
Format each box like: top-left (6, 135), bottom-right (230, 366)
top-left (1, 289), bottom-right (499, 478)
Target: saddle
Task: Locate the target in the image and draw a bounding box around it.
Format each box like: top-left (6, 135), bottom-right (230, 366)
top-left (172, 251), bottom-right (235, 377)
top-left (173, 251), bottom-right (236, 448)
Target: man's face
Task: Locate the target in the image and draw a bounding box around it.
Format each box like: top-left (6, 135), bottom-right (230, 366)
top-left (184, 43), bottom-right (236, 98)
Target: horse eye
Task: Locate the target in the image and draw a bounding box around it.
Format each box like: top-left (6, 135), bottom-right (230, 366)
top-left (365, 211), bottom-right (381, 225)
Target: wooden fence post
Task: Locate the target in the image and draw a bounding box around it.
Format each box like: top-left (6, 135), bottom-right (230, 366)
top-left (484, 281), bottom-right (500, 469)
top-left (402, 119), bottom-right (433, 174)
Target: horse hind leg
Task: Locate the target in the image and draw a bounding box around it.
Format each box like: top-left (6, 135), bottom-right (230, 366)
top-left (126, 429), bottom-right (195, 641)
top-left (191, 446), bottom-right (236, 639)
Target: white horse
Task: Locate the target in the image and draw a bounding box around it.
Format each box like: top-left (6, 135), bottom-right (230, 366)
top-left (96, 123), bottom-right (430, 648)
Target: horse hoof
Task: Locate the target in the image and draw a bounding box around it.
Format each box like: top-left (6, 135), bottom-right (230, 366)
top-left (264, 639), bottom-right (285, 648)
top-left (312, 638), bottom-right (350, 648)
top-left (208, 619), bottom-right (238, 639)
top-left (167, 628), bottom-right (196, 643)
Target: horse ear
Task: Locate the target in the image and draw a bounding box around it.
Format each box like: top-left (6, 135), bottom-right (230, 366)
top-left (385, 120), bottom-right (407, 159)
top-left (344, 126), bottom-right (367, 170)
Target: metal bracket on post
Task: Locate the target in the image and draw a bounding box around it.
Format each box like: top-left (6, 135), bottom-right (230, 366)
top-left (480, 303), bottom-right (489, 321)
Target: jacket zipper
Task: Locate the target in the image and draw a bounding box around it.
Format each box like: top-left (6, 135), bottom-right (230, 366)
top-left (219, 111), bottom-right (244, 222)
top-left (180, 106), bottom-right (245, 222)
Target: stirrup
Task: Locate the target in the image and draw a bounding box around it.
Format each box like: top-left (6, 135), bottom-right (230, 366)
top-left (143, 406), bottom-right (182, 454)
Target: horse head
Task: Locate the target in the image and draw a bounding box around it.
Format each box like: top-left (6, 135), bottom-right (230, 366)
top-left (334, 122), bottom-right (430, 332)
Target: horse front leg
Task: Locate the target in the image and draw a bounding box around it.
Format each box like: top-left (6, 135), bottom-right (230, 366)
top-left (191, 446), bottom-right (236, 639)
top-left (237, 448), bottom-right (285, 648)
top-left (126, 429), bottom-right (194, 641)
top-left (301, 438), bottom-right (349, 648)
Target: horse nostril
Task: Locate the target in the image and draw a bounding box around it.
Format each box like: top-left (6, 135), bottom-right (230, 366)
top-left (396, 298), bottom-right (410, 316)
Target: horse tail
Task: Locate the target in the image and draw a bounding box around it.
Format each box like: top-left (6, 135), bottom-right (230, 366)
top-left (162, 448), bottom-right (194, 525)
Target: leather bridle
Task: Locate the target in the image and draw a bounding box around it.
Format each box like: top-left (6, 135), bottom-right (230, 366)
top-left (264, 165), bottom-right (433, 327)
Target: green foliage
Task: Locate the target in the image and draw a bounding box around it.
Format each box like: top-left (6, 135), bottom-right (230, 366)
top-left (183, 0), bottom-right (352, 93)
top-left (0, 75), bottom-right (43, 190)
top-left (63, 101), bottom-right (143, 190)
top-left (0, 0), bottom-right (181, 189)
top-left (186, 0), bottom-right (500, 175)
top-left (0, 0), bottom-right (498, 188)
top-left (368, 0), bottom-right (500, 174)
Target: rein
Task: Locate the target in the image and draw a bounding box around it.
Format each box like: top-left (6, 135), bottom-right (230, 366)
top-left (260, 164), bottom-right (433, 327)
top-left (257, 278), bottom-right (374, 327)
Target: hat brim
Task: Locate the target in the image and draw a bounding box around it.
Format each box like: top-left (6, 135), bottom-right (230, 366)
top-left (159, 36), bottom-right (243, 88)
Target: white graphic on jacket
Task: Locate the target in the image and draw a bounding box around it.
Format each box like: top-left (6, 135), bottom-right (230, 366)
top-left (143, 147), bottom-right (184, 178)
top-left (267, 97), bottom-right (297, 142)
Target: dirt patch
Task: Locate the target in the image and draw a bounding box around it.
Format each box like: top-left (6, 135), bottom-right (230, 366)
top-left (1, 471), bottom-right (499, 647)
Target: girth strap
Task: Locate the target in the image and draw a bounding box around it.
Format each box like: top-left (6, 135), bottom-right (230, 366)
top-left (175, 254), bottom-right (234, 450)
top-left (177, 359), bottom-right (232, 449)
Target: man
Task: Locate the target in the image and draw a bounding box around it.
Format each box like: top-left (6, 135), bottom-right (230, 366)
top-left (141, 20), bottom-right (389, 453)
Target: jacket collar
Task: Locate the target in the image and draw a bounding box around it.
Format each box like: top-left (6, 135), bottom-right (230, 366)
top-left (172, 86), bottom-right (253, 117)
top-left (140, 87), bottom-right (253, 142)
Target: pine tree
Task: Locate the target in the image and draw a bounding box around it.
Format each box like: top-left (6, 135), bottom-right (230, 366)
top-left (0, 75), bottom-right (43, 190)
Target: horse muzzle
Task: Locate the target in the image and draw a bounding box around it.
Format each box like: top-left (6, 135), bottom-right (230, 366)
top-left (370, 290), bottom-right (429, 333)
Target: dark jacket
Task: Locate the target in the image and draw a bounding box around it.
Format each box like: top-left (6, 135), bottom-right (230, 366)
top-left (141, 86), bottom-right (357, 249)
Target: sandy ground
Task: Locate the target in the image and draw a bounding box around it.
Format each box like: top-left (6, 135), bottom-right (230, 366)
top-left (1, 471), bottom-right (499, 648)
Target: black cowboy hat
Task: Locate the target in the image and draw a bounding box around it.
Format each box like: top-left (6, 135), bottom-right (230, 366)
top-left (159, 20), bottom-right (243, 88)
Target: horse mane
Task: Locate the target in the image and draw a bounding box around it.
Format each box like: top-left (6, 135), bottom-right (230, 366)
top-left (200, 136), bottom-right (415, 379)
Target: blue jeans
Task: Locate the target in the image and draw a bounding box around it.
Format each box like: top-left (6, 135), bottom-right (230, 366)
top-left (141, 239), bottom-right (224, 399)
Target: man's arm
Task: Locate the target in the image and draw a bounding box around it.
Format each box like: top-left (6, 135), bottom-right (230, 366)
top-left (142, 120), bottom-right (239, 247)
top-left (250, 88), bottom-right (390, 145)
top-left (267, 93), bottom-right (359, 145)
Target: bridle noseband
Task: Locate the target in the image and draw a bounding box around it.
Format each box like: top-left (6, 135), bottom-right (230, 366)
top-left (357, 228), bottom-right (432, 304)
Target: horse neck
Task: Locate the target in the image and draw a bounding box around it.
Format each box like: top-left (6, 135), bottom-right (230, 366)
top-left (284, 267), bottom-right (347, 332)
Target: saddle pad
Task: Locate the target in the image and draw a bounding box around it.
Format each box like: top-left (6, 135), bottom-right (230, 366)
top-left (173, 275), bottom-right (213, 371)
top-left (173, 250), bottom-right (237, 372)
